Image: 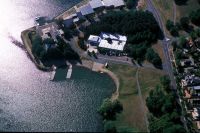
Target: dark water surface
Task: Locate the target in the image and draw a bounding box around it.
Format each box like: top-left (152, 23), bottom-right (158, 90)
top-left (0, 0), bottom-right (115, 132)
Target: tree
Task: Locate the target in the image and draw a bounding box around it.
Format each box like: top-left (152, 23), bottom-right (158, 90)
top-left (160, 75), bottom-right (171, 92)
top-left (180, 17), bottom-right (190, 29)
top-left (145, 48), bottom-right (162, 68)
top-left (146, 86), bottom-right (165, 117)
top-left (170, 27), bottom-right (179, 37)
top-left (98, 99), bottom-right (123, 120)
top-left (126, 0), bottom-right (136, 9)
top-left (166, 20), bottom-right (174, 31)
top-left (189, 9), bottom-right (200, 26)
top-left (163, 124), bottom-right (186, 133)
top-left (171, 41), bottom-right (177, 51)
top-left (179, 36), bottom-right (187, 48)
top-left (174, 0), bottom-right (188, 5)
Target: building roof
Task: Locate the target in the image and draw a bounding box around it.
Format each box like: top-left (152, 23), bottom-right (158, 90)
top-left (102, 0), bottom-right (125, 7)
top-left (98, 33), bottom-right (127, 51)
top-left (99, 39), bottom-right (126, 51)
top-left (101, 32), bottom-right (127, 41)
top-left (88, 35), bottom-right (101, 43)
top-left (63, 18), bottom-right (73, 27)
top-left (79, 4), bottom-right (94, 16)
top-left (193, 86), bottom-right (200, 90)
top-left (89, 0), bottom-right (104, 9)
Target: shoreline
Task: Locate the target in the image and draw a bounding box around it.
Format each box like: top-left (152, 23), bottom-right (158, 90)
top-left (77, 59), bottom-right (120, 100)
top-left (21, 27), bottom-right (51, 71)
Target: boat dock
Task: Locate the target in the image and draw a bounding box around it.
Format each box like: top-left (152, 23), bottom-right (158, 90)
top-left (66, 61), bottom-right (73, 79)
top-left (50, 65), bottom-right (57, 81)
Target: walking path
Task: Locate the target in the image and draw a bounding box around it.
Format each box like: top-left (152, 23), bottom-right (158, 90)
top-left (135, 68), bottom-right (149, 132)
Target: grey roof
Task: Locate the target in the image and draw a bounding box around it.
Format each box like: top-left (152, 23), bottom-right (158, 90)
top-left (89, 0), bottom-right (104, 9)
top-left (79, 4), bottom-right (94, 16)
top-left (102, 0), bottom-right (125, 7)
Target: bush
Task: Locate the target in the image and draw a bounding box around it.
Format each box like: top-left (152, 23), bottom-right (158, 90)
top-left (98, 99), bottom-right (123, 120)
top-left (78, 38), bottom-right (87, 51)
top-left (146, 48), bottom-right (162, 68)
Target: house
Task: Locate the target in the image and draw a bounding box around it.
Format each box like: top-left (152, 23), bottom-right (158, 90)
top-left (184, 86), bottom-right (200, 99)
top-left (76, 4), bottom-right (95, 17)
top-left (37, 22), bottom-right (59, 41)
top-left (180, 57), bottom-right (195, 67)
top-left (89, 0), bottom-right (104, 10)
top-left (102, 0), bottom-right (125, 8)
top-left (181, 75), bottom-right (200, 87)
top-left (192, 108), bottom-right (200, 120)
top-left (87, 35), bottom-right (101, 46)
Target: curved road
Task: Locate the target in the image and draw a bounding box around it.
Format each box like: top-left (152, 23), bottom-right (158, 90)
top-left (146, 0), bottom-right (188, 131)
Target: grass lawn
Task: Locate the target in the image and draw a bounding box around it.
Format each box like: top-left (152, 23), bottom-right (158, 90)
top-left (176, 0), bottom-right (200, 20)
top-left (138, 67), bottom-right (164, 98)
top-left (151, 0), bottom-right (174, 23)
top-left (152, 41), bottom-right (165, 63)
top-left (108, 64), bottom-right (165, 132)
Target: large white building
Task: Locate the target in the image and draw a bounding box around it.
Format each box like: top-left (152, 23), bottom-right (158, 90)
top-left (87, 32), bottom-right (127, 52)
top-left (102, 0), bottom-right (125, 8)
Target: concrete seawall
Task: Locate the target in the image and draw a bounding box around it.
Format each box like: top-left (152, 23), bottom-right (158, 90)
top-left (21, 27), bottom-right (50, 71)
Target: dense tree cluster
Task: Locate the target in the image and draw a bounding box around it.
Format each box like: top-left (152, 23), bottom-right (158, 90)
top-left (30, 33), bottom-right (46, 60)
top-left (145, 48), bottom-right (162, 68)
top-left (84, 10), bottom-right (160, 44)
top-left (146, 76), bottom-right (186, 133)
top-left (174, 0), bottom-right (188, 5)
top-left (166, 20), bottom-right (179, 36)
top-left (29, 32), bottom-right (79, 62)
top-left (98, 99), bottom-right (123, 121)
top-left (124, 0), bottom-right (137, 9)
top-left (56, 36), bottom-right (80, 60)
top-left (189, 9), bottom-right (200, 26)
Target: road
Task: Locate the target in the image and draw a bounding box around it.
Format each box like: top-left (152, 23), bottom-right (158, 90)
top-left (146, 0), bottom-right (189, 131)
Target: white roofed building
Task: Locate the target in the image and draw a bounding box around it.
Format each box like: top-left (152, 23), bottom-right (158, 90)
top-left (89, 0), bottom-right (104, 10)
top-left (87, 32), bottom-right (127, 52)
top-left (102, 0), bottom-right (125, 8)
top-left (76, 4), bottom-right (95, 16)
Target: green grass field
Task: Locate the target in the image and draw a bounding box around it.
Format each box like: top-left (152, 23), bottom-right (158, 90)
top-left (108, 64), bottom-right (164, 132)
top-left (176, 0), bottom-right (200, 20)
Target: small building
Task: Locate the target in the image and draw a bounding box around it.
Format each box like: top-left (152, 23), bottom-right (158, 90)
top-left (89, 0), bottom-right (105, 10)
top-left (180, 57), bottom-right (195, 67)
top-left (192, 108), bottom-right (200, 120)
top-left (102, 0), bottom-right (125, 8)
top-left (87, 35), bottom-right (101, 46)
top-left (181, 75), bottom-right (200, 87)
top-left (77, 4), bottom-right (95, 17)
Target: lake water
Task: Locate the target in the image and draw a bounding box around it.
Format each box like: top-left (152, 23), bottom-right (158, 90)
top-left (0, 0), bottom-right (115, 132)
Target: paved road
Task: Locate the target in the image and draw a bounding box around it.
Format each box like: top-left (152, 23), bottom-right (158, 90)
top-left (146, 0), bottom-right (189, 131)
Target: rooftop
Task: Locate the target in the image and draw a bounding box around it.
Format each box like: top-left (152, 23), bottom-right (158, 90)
top-left (102, 0), bottom-right (125, 8)
top-left (78, 4), bottom-right (94, 16)
top-left (89, 0), bottom-right (104, 9)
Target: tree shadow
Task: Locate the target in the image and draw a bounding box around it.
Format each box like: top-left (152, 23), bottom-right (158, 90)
top-left (174, 0), bottom-right (189, 6)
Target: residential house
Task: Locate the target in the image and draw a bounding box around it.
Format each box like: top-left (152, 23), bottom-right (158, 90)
top-left (180, 57), bottom-right (195, 67)
top-left (192, 108), bottom-right (200, 120)
top-left (87, 35), bottom-right (101, 46)
top-left (76, 4), bottom-right (95, 17)
top-left (181, 75), bottom-right (200, 87)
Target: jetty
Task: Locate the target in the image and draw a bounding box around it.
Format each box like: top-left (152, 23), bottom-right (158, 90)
top-left (66, 61), bottom-right (73, 79)
top-left (50, 65), bottom-right (57, 81)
